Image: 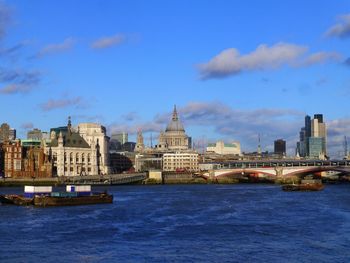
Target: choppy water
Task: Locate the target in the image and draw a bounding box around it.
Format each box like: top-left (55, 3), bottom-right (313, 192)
top-left (1, 184), bottom-right (350, 262)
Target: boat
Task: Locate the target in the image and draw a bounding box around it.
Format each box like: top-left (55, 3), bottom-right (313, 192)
top-left (0, 185), bottom-right (113, 206)
top-left (0, 194), bottom-right (34, 205)
top-left (282, 177), bottom-right (324, 191)
top-left (33, 192), bottom-right (113, 207)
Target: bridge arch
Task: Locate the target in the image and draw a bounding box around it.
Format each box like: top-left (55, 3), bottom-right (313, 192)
top-left (216, 169), bottom-right (276, 178)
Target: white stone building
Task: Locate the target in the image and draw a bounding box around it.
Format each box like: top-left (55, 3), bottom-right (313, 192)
top-left (45, 118), bottom-right (110, 176)
top-left (162, 152), bottom-right (199, 172)
top-left (78, 123), bottom-right (110, 175)
top-left (206, 141), bottom-right (241, 155)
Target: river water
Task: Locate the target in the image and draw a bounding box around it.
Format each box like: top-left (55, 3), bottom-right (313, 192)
top-left (0, 184), bottom-right (350, 262)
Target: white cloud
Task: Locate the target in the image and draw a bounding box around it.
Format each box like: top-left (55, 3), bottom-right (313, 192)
top-left (40, 97), bottom-right (84, 111)
top-left (91, 34), bottom-right (125, 49)
top-left (36, 37), bottom-right (75, 58)
top-left (0, 83), bottom-right (32, 94)
top-left (302, 52), bottom-right (342, 66)
top-left (327, 118), bottom-right (350, 158)
top-left (325, 14), bottom-right (350, 38)
top-left (0, 69), bottom-right (41, 94)
top-left (198, 42), bottom-right (341, 80)
top-left (20, 122), bottom-right (34, 130)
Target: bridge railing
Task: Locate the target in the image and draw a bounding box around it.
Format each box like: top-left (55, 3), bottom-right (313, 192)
top-left (211, 160), bottom-right (350, 170)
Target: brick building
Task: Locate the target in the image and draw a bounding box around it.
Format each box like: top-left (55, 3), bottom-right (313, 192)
top-left (3, 140), bottom-right (52, 178)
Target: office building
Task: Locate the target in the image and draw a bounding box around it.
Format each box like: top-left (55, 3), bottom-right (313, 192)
top-left (296, 114), bottom-right (327, 159)
top-left (274, 139), bottom-right (286, 156)
top-left (162, 152), bottom-right (199, 172)
top-left (111, 132), bottom-right (128, 145)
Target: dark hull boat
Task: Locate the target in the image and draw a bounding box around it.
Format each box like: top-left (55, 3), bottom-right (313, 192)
top-left (282, 183), bottom-right (324, 191)
top-left (282, 177), bottom-right (324, 192)
top-left (0, 193), bottom-right (113, 206)
top-left (1, 185), bottom-right (113, 207)
top-left (34, 193), bottom-right (113, 207)
top-left (0, 195), bottom-right (34, 205)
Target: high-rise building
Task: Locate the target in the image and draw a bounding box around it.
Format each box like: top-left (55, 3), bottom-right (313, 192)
top-left (111, 132), bottom-right (128, 145)
top-left (274, 139), bottom-right (286, 156)
top-left (314, 114), bottom-right (323, 123)
top-left (296, 114), bottom-right (327, 159)
top-left (305, 115), bottom-right (311, 138)
top-left (307, 137), bottom-right (324, 159)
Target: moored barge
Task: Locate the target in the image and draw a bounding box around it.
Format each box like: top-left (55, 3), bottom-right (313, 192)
top-left (0, 185), bottom-right (113, 206)
top-left (282, 178), bottom-right (324, 191)
top-left (33, 192), bottom-right (113, 206)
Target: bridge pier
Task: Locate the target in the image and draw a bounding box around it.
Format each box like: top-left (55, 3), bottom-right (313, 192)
top-left (274, 167), bottom-right (283, 177)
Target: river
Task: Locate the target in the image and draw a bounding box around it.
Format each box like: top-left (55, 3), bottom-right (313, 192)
top-left (1, 184), bottom-right (350, 262)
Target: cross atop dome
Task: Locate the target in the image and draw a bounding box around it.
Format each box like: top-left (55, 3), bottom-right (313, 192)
top-left (166, 105), bottom-right (185, 132)
top-left (172, 105), bottom-right (178, 121)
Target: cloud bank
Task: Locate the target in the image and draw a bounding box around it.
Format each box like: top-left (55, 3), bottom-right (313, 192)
top-left (109, 102), bottom-right (304, 153)
top-left (198, 42), bottom-right (341, 80)
top-left (109, 102), bottom-right (350, 157)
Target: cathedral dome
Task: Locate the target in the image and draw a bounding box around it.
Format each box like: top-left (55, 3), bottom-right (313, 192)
top-left (165, 105), bottom-right (185, 132)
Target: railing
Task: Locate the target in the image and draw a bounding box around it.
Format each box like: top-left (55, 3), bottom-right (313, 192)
top-left (60, 173), bottom-right (148, 185)
top-left (212, 160), bottom-right (350, 170)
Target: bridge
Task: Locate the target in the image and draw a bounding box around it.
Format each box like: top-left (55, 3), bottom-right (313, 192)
top-left (201, 160), bottom-right (350, 179)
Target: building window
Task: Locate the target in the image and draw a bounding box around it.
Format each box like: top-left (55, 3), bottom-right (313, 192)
top-left (82, 153), bottom-right (85, 163)
top-left (88, 154), bottom-right (91, 164)
top-left (14, 160), bottom-right (21, 171)
top-left (76, 153), bottom-right (79, 163)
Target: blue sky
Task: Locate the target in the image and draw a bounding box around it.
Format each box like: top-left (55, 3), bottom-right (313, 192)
top-left (1, 0), bottom-right (350, 156)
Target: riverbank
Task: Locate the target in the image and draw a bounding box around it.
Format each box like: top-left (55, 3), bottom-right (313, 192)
top-left (1, 174), bottom-right (348, 187)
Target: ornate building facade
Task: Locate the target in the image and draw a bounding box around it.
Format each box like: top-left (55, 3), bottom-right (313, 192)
top-left (135, 130), bottom-right (145, 152)
top-left (3, 140), bottom-right (52, 178)
top-left (157, 105), bottom-right (190, 151)
top-left (45, 118), bottom-right (110, 177)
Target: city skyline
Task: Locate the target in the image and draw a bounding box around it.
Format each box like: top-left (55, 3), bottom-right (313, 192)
top-left (0, 1), bottom-right (350, 156)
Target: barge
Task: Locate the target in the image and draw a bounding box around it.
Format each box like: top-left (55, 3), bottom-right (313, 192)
top-left (0, 185), bottom-right (113, 206)
top-left (282, 178), bottom-right (324, 191)
top-left (33, 192), bottom-right (113, 206)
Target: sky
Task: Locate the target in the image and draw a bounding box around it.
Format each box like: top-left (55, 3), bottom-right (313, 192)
top-left (0, 0), bottom-right (350, 157)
